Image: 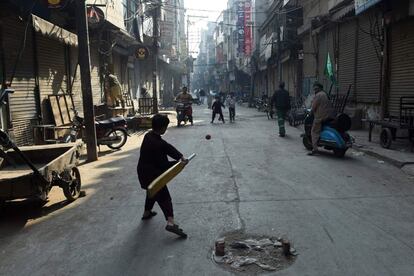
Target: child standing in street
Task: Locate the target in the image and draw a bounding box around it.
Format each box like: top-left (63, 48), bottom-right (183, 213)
top-left (211, 96), bottom-right (225, 124)
top-left (226, 93), bottom-right (236, 122)
top-left (137, 114), bottom-right (188, 238)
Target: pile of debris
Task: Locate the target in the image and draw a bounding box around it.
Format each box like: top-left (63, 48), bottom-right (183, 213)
top-left (213, 233), bottom-right (297, 274)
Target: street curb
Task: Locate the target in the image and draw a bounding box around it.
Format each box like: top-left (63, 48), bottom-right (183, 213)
top-left (353, 144), bottom-right (414, 169)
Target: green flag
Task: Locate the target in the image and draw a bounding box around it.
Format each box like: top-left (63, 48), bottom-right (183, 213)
top-left (324, 53), bottom-right (336, 84)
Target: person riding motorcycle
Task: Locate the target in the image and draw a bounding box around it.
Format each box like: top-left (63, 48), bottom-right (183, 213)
top-left (308, 82), bottom-right (334, 156)
top-left (175, 86), bottom-right (194, 125)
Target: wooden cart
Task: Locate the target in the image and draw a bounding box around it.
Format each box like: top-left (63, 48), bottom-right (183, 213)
top-left (366, 97), bottom-right (414, 151)
top-left (0, 141), bottom-right (82, 206)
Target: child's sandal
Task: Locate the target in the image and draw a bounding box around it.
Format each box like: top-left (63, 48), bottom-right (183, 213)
top-left (166, 224), bottom-right (187, 238)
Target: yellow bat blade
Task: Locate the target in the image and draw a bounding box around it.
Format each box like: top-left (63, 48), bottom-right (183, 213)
top-left (147, 154), bottom-right (196, 198)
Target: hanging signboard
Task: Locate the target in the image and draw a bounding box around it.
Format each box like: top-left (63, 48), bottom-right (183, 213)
top-left (244, 0), bottom-right (252, 56)
top-left (236, 1), bottom-right (245, 55)
top-left (355, 0), bottom-right (382, 15)
top-left (135, 46), bottom-right (150, 60)
top-left (47, 0), bottom-right (64, 9)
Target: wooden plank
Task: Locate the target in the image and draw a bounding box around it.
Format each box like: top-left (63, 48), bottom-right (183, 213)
top-left (49, 96), bottom-right (64, 126)
top-left (58, 95), bottom-right (71, 125)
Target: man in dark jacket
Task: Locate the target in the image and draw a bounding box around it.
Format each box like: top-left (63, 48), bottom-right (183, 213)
top-left (271, 82), bottom-right (291, 137)
top-left (137, 114), bottom-right (188, 238)
top-left (211, 96), bottom-right (226, 123)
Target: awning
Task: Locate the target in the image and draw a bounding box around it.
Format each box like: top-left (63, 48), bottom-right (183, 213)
top-left (32, 14), bottom-right (78, 47)
top-left (330, 3), bottom-right (355, 21)
top-left (111, 27), bottom-right (140, 48)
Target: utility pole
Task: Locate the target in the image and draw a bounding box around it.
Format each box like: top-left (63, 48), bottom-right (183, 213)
top-left (75, 0), bottom-right (98, 162)
top-left (152, 1), bottom-right (160, 114)
top-left (186, 15), bottom-right (191, 93)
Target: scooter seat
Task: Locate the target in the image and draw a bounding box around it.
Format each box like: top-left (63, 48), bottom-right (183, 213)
top-left (97, 117), bottom-right (126, 126)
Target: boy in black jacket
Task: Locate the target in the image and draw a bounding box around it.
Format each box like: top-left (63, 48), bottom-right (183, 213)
top-left (211, 96), bottom-right (226, 124)
top-left (137, 114), bottom-right (188, 238)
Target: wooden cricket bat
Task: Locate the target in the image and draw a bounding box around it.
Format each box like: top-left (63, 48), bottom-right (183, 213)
top-left (147, 153), bottom-right (196, 198)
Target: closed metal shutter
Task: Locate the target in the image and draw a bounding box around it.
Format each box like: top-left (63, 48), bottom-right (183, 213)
top-left (303, 34), bottom-right (317, 78)
top-left (69, 46), bottom-right (83, 113)
top-left (2, 16), bottom-right (37, 145)
top-left (318, 31), bottom-right (327, 84)
top-left (69, 46), bottom-right (102, 113)
top-left (36, 34), bottom-right (67, 123)
top-left (389, 19), bottom-right (414, 117)
top-left (318, 28), bottom-right (335, 90)
top-left (90, 48), bottom-right (102, 103)
top-left (338, 19), bottom-right (357, 98)
top-left (355, 12), bottom-right (382, 103)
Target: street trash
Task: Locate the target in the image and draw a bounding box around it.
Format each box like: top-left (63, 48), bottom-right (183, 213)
top-left (231, 257), bottom-right (257, 268)
top-left (290, 247), bottom-right (298, 256)
top-left (274, 241), bottom-right (282, 247)
top-left (352, 151), bottom-right (364, 156)
top-left (377, 160), bottom-right (385, 164)
top-left (230, 241), bottom-right (250, 250)
top-left (213, 234), bottom-right (297, 274)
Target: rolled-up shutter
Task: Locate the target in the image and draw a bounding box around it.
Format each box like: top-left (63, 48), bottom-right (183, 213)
top-left (338, 19), bottom-right (357, 98)
top-left (388, 19), bottom-right (414, 117)
top-left (303, 33), bottom-right (317, 78)
top-left (36, 34), bottom-right (67, 123)
top-left (355, 12), bottom-right (382, 103)
top-left (3, 16), bottom-right (37, 145)
top-left (318, 31), bottom-right (327, 85)
top-left (318, 28), bottom-right (335, 90)
top-left (69, 45), bottom-right (101, 114)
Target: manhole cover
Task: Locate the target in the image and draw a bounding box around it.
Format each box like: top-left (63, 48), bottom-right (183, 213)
top-left (212, 232), bottom-right (297, 274)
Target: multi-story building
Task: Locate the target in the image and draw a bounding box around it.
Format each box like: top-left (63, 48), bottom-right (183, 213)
top-left (0, 0), bottom-right (140, 145)
top-left (140, 0), bottom-right (186, 106)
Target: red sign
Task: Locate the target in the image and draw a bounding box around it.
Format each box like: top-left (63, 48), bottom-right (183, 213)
top-left (244, 1), bottom-right (252, 56)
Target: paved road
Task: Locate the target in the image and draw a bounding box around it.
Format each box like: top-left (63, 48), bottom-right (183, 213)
top-left (1, 105), bottom-right (414, 276)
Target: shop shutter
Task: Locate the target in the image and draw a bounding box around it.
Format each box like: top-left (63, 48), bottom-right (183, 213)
top-left (90, 49), bottom-right (102, 103)
top-left (303, 33), bottom-right (317, 78)
top-left (68, 46), bottom-right (83, 113)
top-left (318, 31), bottom-right (327, 85)
top-left (388, 19), bottom-right (414, 117)
top-left (69, 46), bottom-right (101, 114)
top-left (318, 27), bottom-right (336, 91)
top-left (355, 12), bottom-right (382, 103)
top-left (36, 34), bottom-right (67, 123)
top-left (3, 16), bottom-right (37, 145)
top-left (338, 19), bottom-right (357, 98)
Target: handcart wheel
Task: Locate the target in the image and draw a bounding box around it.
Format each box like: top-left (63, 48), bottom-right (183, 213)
top-left (63, 167), bottom-right (82, 202)
top-left (380, 128), bottom-right (393, 149)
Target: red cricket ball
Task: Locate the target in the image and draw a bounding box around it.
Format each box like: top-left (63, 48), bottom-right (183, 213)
top-left (205, 134), bottom-right (211, 140)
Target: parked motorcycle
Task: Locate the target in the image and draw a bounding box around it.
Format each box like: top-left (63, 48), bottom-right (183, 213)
top-left (302, 110), bottom-right (353, 157)
top-left (0, 88), bottom-right (14, 106)
top-left (63, 110), bottom-right (128, 150)
top-left (192, 97), bottom-right (202, 105)
top-left (176, 102), bottom-right (192, 127)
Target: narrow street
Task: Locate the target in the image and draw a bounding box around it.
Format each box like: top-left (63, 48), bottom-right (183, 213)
top-left (1, 105), bottom-right (414, 276)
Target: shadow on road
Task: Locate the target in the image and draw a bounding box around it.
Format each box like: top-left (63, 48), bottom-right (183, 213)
top-left (0, 199), bottom-right (73, 237)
